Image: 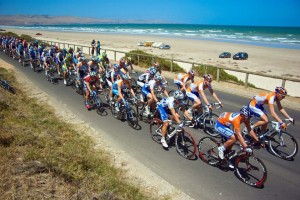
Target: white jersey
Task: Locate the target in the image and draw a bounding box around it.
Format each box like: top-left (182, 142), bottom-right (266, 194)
top-left (159, 97), bottom-right (175, 109)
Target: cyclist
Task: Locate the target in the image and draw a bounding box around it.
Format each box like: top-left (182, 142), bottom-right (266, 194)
top-left (215, 106), bottom-right (260, 165)
top-left (119, 57), bottom-right (129, 76)
top-left (83, 71), bottom-right (101, 109)
top-left (248, 87), bottom-right (294, 133)
top-left (186, 74), bottom-right (222, 117)
top-left (112, 73), bottom-right (136, 112)
top-left (77, 57), bottom-right (88, 82)
top-left (62, 48), bottom-right (76, 85)
top-left (174, 70), bottom-right (195, 92)
top-left (158, 90), bottom-right (187, 148)
top-left (17, 41), bottom-right (25, 63)
top-left (106, 64), bottom-right (121, 102)
top-left (55, 49), bottom-right (65, 74)
top-left (137, 67), bottom-right (156, 87)
top-left (125, 57), bottom-right (136, 74)
top-left (142, 73), bottom-right (167, 115)
top-left (29, 46), bottom-right (38, 68)
top-left (153, 62), bottom-right (168, 84)
top-left (44, 54), bottom-right (53, 76)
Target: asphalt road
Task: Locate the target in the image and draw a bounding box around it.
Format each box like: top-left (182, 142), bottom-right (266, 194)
top-left (1, 51), bottom-right (300, 200)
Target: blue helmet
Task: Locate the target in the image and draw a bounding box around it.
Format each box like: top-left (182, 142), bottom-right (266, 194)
top-left (121, 73), bottom-right (129, 80)
top-left (90, 71), bottom-right (97, 77)
top-left (149, 67), bottom-right (157, 75)
top-left (113, 64), bottom-right (119, 71)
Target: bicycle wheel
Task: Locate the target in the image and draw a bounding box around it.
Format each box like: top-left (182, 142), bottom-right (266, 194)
top-left (203, 113), bottom-right (219, 137)
top-left (129, 77), bottom-right (138, 92)
top-left (235, 155), bottom-right (267, 188)
top-left (175, 130), bottom-right (197, 159)
top-left (149, 118), bottom-right (163, 144)
top-left (198, 137), bottom-right (220, 166)
top-left (268, 131), bottom-right (298, 160)
top-left (95, 96), bottom-right (105, 116)
top-left (127, 106), bottom-right (139, 129)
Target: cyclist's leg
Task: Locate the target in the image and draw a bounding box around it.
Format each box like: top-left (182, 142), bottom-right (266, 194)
top-left (249, 104), bottom-right (268, 131)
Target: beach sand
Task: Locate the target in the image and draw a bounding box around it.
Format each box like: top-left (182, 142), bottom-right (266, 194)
top-left (3, 28), bottom-right (300, 98)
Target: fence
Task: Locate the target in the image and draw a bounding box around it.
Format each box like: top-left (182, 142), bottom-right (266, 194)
top-left (44, 40), bottom-right (300, 97)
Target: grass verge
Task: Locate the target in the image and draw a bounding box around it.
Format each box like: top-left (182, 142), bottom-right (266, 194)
top-left (0, 67), bottom-right (155, 199)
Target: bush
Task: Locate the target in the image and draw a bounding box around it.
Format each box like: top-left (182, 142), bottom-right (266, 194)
top-left (126, 50), bottom-right (185, 73)
top-left (193, 64), bottom-right (256, 87)
top-left (2, 31), bottom-right (19, 37)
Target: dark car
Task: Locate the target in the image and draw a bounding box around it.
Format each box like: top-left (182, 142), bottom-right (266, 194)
top-left (233, 52), bottom-right (248, 60)
top-left (219, 52), bottom-right (231, 58)
top-left (159, 44), bottom-right (171, 49)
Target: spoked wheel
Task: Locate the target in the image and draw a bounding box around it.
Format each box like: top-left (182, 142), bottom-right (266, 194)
top-left (198, 137), bottom-right (220, 166)
top-left (268, 132), bottom-right (298, 160)
top-left (110, 98), bottom-right (119, 119)
top-left (129, 77), bottom-right (138, 93)
top-left (127, 106), bottom-right (139, 129)
top-left (175, 130), bottom-right (197, 159)
top-left (203, 113), bottom-right (219, 137)
top-left (235, 155), bottom-right (267, 188)
top-left (149, 118), bottom-right (163, 144)
top-left (95, 96), bottom-right (106, 116)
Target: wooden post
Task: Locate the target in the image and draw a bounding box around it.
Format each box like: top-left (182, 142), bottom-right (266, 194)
top-left (217, 68), bottom-right (220, 82)
top-left (171, 58), bottom-right (173, 72)
top-left (152, 56), bottom-right (154, 64)
top-left (192, 63), bottom-right (194, 70)
top-left (138, 55), bottom-right (140, 66)
top-left (281, 79), bottom-right (286, 88)
top-left (89, 47), bottom-right (91, 55)
top-left (245, 73), bottom-right (249, 87)
top-left (63, 43), bottom-right (65, 48)
top-left (114, 51), bottom-right (116, 61)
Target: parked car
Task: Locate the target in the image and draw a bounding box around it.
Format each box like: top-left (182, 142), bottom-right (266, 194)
top-left (159, 44), bottom-right (171, 50)
top-left (219, 52), bottom-right (231, 58)
top-left (233, 52), bottom-right (248, 60)
top-left (137, 42), bottom-right (144, 46)
top-left (36, 33), bottom-right (42, 36)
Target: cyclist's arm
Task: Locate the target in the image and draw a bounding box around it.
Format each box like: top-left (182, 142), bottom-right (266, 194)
top-left (268, 103), bottom-right (283, 123)
top-left (150, 87), bottom-right (158, 102)
top-left (276, 99), bottom-right (292, 120)
top-left (170, 108), bottom-right (180, 124)
top-left (235, 129), bottom-right (248, 148)
top-left (244, 120), bottom-right (259, 142)
top-left (86, 81), bottom-right (91, 92)
top-left (118, 85), bottom-right (124, 100)
top-left (209, 88), bottom-right (222, 104)
top-left (199, 90), bottom-right (210, 106)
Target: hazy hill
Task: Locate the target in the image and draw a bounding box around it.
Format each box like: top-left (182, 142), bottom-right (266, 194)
top-left (0, 15), bottom-right (167, 25)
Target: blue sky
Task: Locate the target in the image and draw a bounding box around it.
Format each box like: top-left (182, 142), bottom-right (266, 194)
top-left (0, 0), bottom-right (300, 26)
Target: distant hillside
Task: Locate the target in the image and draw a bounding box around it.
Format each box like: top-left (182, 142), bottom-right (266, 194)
top-left (0, 15), bottom-right (167, 25)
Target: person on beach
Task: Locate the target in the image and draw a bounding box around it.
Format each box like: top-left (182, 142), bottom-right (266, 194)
top-left (186, 74), bottom-right (222, 117)
top-left (248, 87), bottom-right (294, 133)
top-left (91, 39), bottom-right (96, 56)
top-left (96, 41), bottom-right (101, 56)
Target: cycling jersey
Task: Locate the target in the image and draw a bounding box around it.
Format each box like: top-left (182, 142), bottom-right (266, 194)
top-left (187, 80), bottom-right (211, 93)
top-left (157, 97), bottom-right (175, 122)
top-left (248, 92), bottom-right (276, 117)
top-left (83, 75), bottom-right (99, 91)
top-left (77, 62), bottom-right (88, 78)
top-left (142, 80), bottom-right (164, 97)
top-left (88, 61), bottom-right (99, 72)
top-left (174, 73), bottom-right (191, 87)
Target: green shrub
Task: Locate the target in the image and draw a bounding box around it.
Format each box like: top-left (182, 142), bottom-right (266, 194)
top-left (193, 64), bottom-right (256, 87)
top-left (126, 50), bottom-right (185, 73)
top-left (2, 31), bottom-right (19, 37)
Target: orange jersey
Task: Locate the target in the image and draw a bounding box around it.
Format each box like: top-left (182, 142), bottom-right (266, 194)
top-left (174, 73), bottom-right (190, 83)
top-left (218, 112), bottom-right (243, 132)
top-left (250, 92), bottom-right (276, 107)
top-left (187, 80), bottom-right (211, 93)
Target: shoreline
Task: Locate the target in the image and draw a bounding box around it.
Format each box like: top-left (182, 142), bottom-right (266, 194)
top-left (3, 26), bottom-right (300, 50)
top-left (3, 28), bottom-right (300, 97)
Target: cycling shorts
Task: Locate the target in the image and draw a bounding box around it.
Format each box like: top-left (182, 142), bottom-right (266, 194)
top-left (158, 104), bottom-right (171, 122)
top-left (214, 121), bottom-right (233, 139)
top-left (137, 80), bottom-right (145, 88)
top-left (186, 91), bottom-right (200, 102)
top-left (174, 79), bottom-right (182, 88)
top-left (106, 79), bottom-right (112, 87)
top-left (62, 64), bottom-right (67, 72)
top-left (248, 103), bottom-right (265, 117)
top-left (112, 89), bottom-right (119, 96)
top-left (142, 87), bottom-right (150, 98)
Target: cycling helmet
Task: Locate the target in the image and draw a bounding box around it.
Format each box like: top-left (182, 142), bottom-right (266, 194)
top-left (174, 90), bottom-right (185, 100)
top-left (121, 73), bottom-right (129, 80)
top-left (113, 64), bottom-right (119, 71)
top-left (275, 87), bottom-right (287, 96)
top-left (78, 51), bottom-right (82, 54)
top-left (240, 106), bottom-right (252, 119)
top-left (91, 57), bottom-right (97, 62)
top-left (81, 57), bottom-right (86, 62)
top-left (63, 48), bottom-right (67, 51)
top-left (149, 67), bottom-right (157, 75)
top-left (154, 73), bottom-right (163, 82)
top-left (204, 74), bottom-right (213, 82)
top-left (29, 46), bottom-right (34, 51)
top-left (189, 70), bottom-right (195, 76)
top-left (90, 71), bottom-right (97, 77)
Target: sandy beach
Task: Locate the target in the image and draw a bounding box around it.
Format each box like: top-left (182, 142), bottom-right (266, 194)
top-left (3, 28), bottom-right (300, 97)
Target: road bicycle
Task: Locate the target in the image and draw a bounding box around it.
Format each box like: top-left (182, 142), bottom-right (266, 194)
top-left (242, 119), bottom-right (298, 160)
top-left (111, 96), bottom-right (139, 129)
top-left (46, 64), bottom-right (56, 84)
top-left (188, 102), bottom-right (221, 137)
top-left (87, 89), bottom-right (105, 115)
top-left (149, 119), bottom-right (197, 159)
top-left (198, 136), bottom-right (267, 188)
top-left (0, 79), bottom-right (16, 94)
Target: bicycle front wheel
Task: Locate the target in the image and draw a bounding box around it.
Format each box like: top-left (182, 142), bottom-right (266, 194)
top-left (198, 137), bottom-right (219, 166)
top-left (235, 155), bottom-right (267, 188)
top-left (127, 106), bottom-right (139, 129)
top-left (269, 131), bottom-right (298, 160)
top-left (175, 130), bottom-right (197, 159)
top-left (203, 113), bottom-right (219, 137)
top-left (149, 118), bottom-right (163, 144)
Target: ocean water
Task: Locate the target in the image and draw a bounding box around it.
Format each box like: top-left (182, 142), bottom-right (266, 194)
top-left (2, 24), bottom-right (300, 49)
